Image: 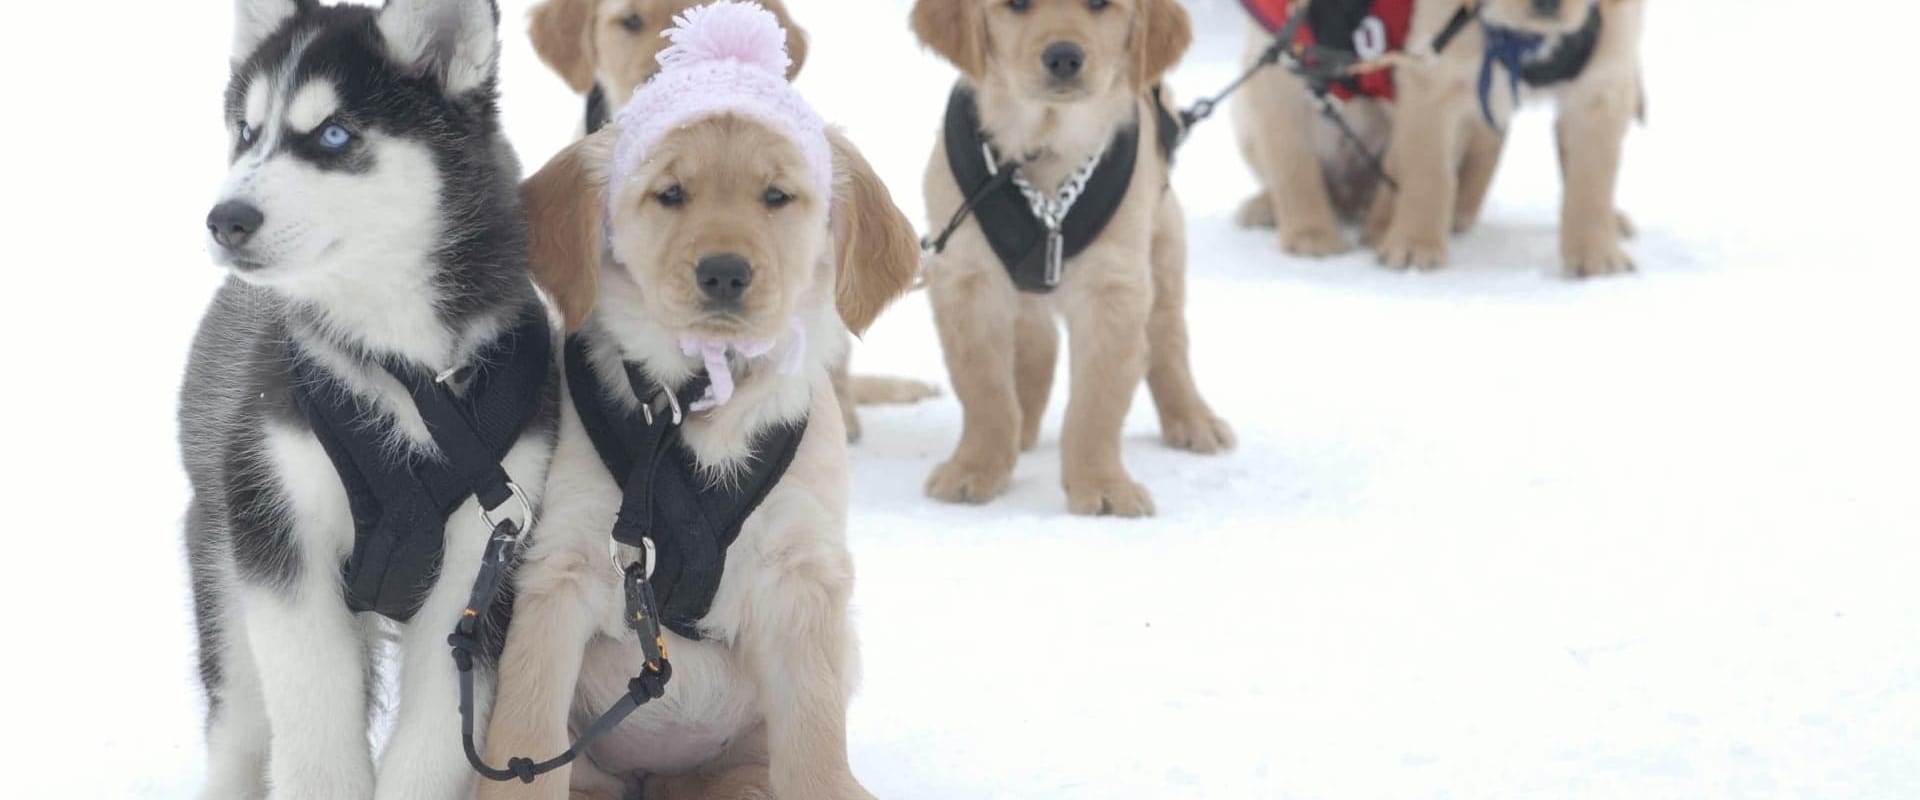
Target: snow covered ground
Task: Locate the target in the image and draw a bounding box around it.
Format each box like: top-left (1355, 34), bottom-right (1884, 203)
top-left (3, 0), bottom-right (1917, 797)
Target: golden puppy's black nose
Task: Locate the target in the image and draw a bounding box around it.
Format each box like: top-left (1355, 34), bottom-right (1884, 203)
top-left (1531, 0), bottom-right (1562, 16)
top-left (1042, 42), bottom-right (1084, 80)
top-left (696, 254), bottom-right (753, 306)
top-left (207, 201), bottom-right (263, 250)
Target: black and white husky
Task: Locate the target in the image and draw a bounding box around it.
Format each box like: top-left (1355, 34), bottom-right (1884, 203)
top-left (182, 1), bottom-right (554, 797)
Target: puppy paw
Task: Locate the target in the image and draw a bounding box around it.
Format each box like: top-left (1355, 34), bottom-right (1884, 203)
top-left (926, 459), bottom-right (1012, 504)
top-left (1616, 209), bottom-right (1636, 239)
top-left (1564, 241), bottom-right (1635, 278)
top-left (1376, 231), bottom-right (1448, 270)
top-left (1162, 412), bottom-right (1236, 454)
top-left (1066, 477), bottom-right (1155, 517)
top-left (849, 375), bottom-right (942, 405)
top-left (1235, 192), bottom-right (1276, 229)
top-left (1281, 225), bottom-right (1350, 257)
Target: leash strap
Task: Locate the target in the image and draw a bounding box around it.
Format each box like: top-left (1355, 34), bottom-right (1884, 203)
top-left (449, 529), bottom-right (673, 784)
top-left (922, 150), bottom-right (1025, 257)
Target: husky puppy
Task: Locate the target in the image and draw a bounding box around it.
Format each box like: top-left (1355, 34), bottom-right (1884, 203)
top-left (182, 1), bottom-right (554, 798)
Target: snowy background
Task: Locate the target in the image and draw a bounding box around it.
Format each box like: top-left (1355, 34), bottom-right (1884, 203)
top-left (3, 0), bottom-right (1918, 797)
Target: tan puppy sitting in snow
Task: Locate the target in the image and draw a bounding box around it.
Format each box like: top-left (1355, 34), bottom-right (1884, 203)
top-left (481, 5), bottom-right (917, 799)
top-left (1235, 0), bottom-right (1645, 276)
top-left (911, 0), bottom-right (1234, 517)
top-left (530, 0), bottom-right (937, 441)
top-left (1379, 0), bottom-right (1644, 275)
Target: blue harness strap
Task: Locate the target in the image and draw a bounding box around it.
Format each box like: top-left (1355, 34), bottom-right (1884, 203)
top-left (1477, 22), bottom-right (1546, 130)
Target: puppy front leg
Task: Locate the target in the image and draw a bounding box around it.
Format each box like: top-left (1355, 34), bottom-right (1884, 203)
top-left (1012, 294), bottom-right (1057, 452)
top-left (742, 546), bottom-right (872, 800)
top-left (241, 579), bottom-right (375, 799)
top-left (1059, 263), bottom-right (1154, 517)
top-left (1376, 71), bottom-right (1466, 269)
top-left (1238, 64), bottom-right (1349, 255)
top-left (1453, 122), bottom-right (1507, 234)
top-left (926, 262), bottom-right (1021, 504)
top-left (1556, 80), bottom-right (1637, 277)
top-left (476, 543), bottom-right (613, 800)
top-left (1145, 194), bottom-right (1234, 455)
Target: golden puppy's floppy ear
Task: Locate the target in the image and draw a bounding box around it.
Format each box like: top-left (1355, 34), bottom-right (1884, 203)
top-left (1131, 0), bottom-right (1192, 89)
top-left (529, 0), bottom-right (597, 93)
top-left (754, 0), bottom-right (810, 80)
top-left (523, 131), bottom-right (613, 331)
top-left (910, 0), bottom-right (986, 80)
top-left (827, 128), bottom-right (920, 336)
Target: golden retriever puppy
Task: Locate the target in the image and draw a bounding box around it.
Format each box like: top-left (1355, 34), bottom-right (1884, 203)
top-left (529, 0), bottom-right (807, 121)
top-left (1378, 0), bottom-right (1645, 275)
top-left (532, 0), bottom-right (938, 443)
top-left (480, 5), bottom-right (918, 799)
top-left (911, 0), bottom-right (1234, 517)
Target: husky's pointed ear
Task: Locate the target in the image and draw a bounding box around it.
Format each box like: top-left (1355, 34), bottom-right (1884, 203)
top-left (1131, 0), bottom-right (1191, 90)
top-left (753, 0), bottom-right (811, 80)
top-left (524, 130), bottom-right (613, 331)
top-left (827, 128), bottom-right (919, 337)
top-left (232, 0), bottom-right (305, 66)
top-left (378, 0), bottom-right (502, 95)
top-left (911, 0), bottom-right (987, 80)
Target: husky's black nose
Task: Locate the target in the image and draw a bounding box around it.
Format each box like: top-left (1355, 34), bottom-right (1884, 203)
top-left (207, 201), bottom-right (263, 250)
top-left (695, 254), bottom-right (753, 306)
top-left (1531, 0), bottom-right (1563, 16)
top-left (1042, 42), bottom-right (1085, 80)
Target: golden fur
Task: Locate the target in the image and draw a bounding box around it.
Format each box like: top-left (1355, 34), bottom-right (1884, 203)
top-left (486, 115), bottom-right (916, 800)
top-left (529, 0), bottom-right (807, 107)
top-left (912, 0), bottom-right (1233, 517)
top-left (1233, 0), bottom-right (1645, 276)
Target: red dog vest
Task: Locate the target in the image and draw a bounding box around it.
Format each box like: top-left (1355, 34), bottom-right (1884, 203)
top-left (1243, 0), bottom-right (1412, 101)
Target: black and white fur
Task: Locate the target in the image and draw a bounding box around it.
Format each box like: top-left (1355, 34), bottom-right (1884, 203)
top-left (183, 1), bottom-right (553, 797)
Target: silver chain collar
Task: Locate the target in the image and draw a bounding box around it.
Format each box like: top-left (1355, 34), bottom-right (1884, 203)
top-left (988, 141), bottom-right (1105, 288)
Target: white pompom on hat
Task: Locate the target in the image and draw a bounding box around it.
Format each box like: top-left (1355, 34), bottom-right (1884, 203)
top-left (606, 2), bottom-right (831, 215)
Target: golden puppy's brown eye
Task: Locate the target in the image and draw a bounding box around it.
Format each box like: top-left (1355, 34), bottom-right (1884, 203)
top-left (1008, 0), bottom-right (1030, 12)
top-left (656, 184), bottom-right (686, 208)
top-left (1088, 0), bottom-right (1110, 10)
top-left (763, 187), bottom-right (792, 209)
top-left (620, 13), bottom-right (644, 33)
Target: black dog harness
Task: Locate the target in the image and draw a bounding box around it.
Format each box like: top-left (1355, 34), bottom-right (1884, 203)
top-left (565, 335), bottom-right (807, 639)
top-left (292, 303), bottom-right (550, 622)
top-left (585, 83), bottom-right (612, 133)
top-left (454, 335), bottom-right (808, 785)
top-left (926, 83), bottom-right (1181, 293)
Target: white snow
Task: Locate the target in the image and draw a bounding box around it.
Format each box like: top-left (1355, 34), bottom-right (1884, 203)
top-left (3, 0), bottom-right (1917, 797)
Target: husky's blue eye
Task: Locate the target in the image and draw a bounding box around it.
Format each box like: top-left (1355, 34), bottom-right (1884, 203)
top-left (238, 124), bottom-right (256, 145)
top-left (318, 123), bottom-right (352, 150)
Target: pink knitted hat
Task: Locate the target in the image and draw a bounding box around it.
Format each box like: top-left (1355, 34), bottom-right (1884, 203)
top-left (607, 2), bottom-right (831, 214)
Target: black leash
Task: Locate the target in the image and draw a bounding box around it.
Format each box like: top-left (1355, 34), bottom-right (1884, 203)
top-left (446, 370), bottom-right (687, 784)
top-left (920, 148), bottom-right (1029, 256)
top-left (449, 537), bottom-right (673, 784)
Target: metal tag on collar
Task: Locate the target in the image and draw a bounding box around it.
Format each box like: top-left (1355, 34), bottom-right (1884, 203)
top-left (1043, 218), bottom-right (1065, 288)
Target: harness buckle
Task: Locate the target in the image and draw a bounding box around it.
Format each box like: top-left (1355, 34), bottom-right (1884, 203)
top-left (478, 482), bottom-right (534, 544)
